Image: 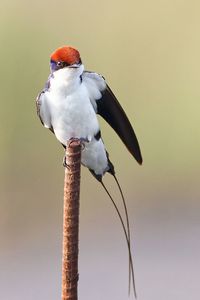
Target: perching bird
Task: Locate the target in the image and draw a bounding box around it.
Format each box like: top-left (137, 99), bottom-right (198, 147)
top-left (36, 46), bottom-right (142, 298)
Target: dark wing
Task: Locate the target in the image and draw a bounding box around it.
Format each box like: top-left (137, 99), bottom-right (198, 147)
top-left (36, 74), bottom-right (54, 133)
top-left (36, 91), bottom-right (44, 125)
top-left (97, 85), bottom-right (143, 164)
top-left (36, 75), bottom-right (51, 121)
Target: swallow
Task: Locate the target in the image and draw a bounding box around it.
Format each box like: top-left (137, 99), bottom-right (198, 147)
top-left (36, 46), bottom-right (142, 298)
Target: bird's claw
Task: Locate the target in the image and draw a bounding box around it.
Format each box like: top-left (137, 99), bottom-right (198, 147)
top-left (67, 137), bottom-right (89, 150)
top-left (68, 137), bottom-right (89, 145)
top-left (63, 155), bottom-right (70, 169)
top-left (63, 137), bottom-right (89, 168)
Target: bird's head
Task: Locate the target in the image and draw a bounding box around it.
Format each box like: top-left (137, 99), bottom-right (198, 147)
top-left (50, 46), bottom-right (82, 73)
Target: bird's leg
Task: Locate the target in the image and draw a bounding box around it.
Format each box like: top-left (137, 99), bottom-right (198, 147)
top-left (63, 155), bottom-right (70, 169)
top-left (68, 137), bottom-right (89, 145)
top-left (62, 137), bottom-right (89, 168)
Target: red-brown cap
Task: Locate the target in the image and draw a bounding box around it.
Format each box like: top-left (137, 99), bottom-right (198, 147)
top-left (50, 46), bottom-right (81, 65)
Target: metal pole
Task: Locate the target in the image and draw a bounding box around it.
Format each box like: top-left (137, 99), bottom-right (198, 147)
top-left (62, 139), bottom-right (82, 300)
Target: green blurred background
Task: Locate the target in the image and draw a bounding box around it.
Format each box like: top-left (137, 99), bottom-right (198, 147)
top-left (1, 0), bottom-right (200, 299)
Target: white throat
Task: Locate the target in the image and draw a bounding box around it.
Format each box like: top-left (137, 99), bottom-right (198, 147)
top-left (50, 64), bottom-right (84, 95)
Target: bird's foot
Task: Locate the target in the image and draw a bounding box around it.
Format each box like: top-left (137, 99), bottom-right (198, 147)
top-left (68, 137), bottom-right (89, 145)
top-left (63, 137), bottom-right (89, 168)
top-left (67, 137), bottom-right (89, 151)
top-left (63, 155), bottom-right (70, 169)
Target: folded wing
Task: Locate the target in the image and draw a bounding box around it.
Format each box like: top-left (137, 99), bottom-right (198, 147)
top-left (96, 84), bottom-right (143, 164)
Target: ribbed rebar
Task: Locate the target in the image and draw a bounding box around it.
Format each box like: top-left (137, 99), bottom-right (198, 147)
top-left (62, 139), bottom-right (82, 300)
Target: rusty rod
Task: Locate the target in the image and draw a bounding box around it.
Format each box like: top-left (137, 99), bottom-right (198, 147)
top-left (62, 139), bottom-right (82, 300)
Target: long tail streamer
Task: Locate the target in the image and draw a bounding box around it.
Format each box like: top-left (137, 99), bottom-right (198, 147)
top-left (113, 174), bottom-right (132, 294)
top-left (100, 180), bottom-right (137, 298)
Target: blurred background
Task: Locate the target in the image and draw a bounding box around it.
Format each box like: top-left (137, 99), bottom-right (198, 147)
top-left (1, 0), bottom-right (200, 299)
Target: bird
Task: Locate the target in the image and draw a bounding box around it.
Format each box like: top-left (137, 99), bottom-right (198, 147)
top-left (36, 45), bottom-right (142, 298)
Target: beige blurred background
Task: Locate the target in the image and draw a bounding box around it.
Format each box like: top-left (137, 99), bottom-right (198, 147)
top-left (1, 0), bottom-right (200, 299)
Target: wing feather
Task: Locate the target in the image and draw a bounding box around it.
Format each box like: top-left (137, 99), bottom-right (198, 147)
top-left (36, 91), bottom-right (44, 125)
top-left (96, 85), bottom-right (143, 164)
top-left (36, 75), bottom-right (53, 131)
top-left (83, 71), bottom-right (142, 164)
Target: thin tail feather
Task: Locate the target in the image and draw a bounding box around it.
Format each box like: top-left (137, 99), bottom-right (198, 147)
top-left (107, 157), bottom-right (133, 295)
top-left (100, 180), bottom-right (137, 298)
top-left (113, 174), bottom-right (132, 295)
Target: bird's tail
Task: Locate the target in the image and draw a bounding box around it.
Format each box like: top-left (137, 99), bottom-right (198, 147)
top-left (100, 177), bottom-right (137, 298)
top-left (113, 174), bottom-right (132, 294)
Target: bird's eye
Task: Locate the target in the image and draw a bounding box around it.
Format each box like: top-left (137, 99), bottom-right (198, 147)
top-left (57, 61), bottom-right (62, 66)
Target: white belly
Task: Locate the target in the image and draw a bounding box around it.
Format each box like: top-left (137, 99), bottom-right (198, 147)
top-left (41, 76), bottom-right (108, 175)
top-left (81, 139), bottom-right (109, 175)
top-left (46, 86), bottom-right (99, 145)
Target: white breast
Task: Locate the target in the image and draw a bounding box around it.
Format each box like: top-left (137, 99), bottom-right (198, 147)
top-left (44, 80), bottom-right (99, 145)
top-left (40, 67), bottom-right (109, 175)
